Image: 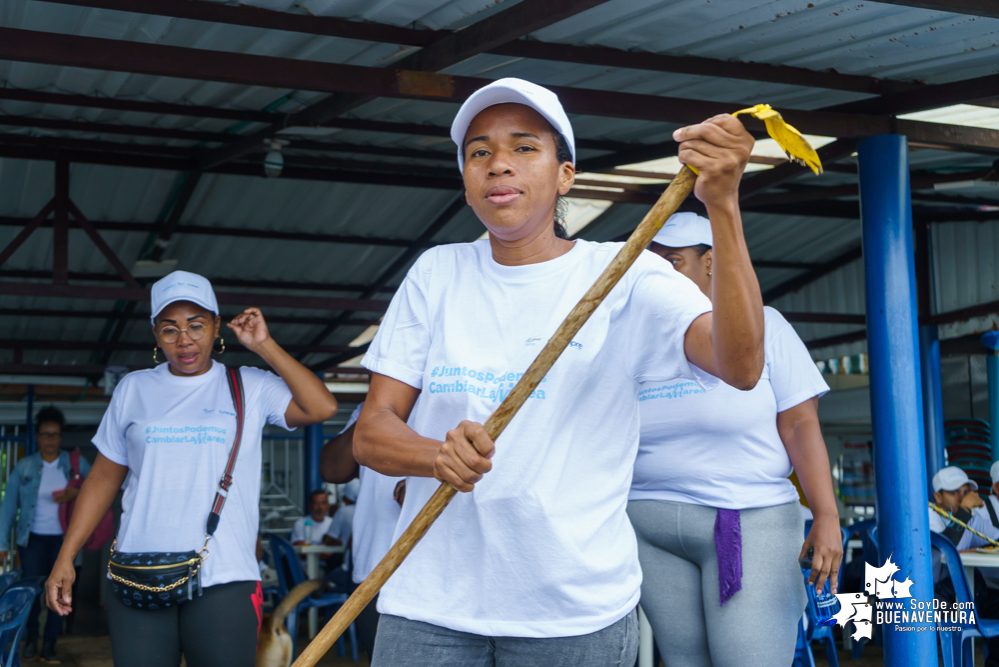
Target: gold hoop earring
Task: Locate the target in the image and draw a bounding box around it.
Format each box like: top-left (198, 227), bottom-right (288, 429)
top-left (214, 337), bottom-right (225, 355)
top-left (153, 346), bottom-right (160, 363)
top-left (708, 270), bottom-right (712, 276)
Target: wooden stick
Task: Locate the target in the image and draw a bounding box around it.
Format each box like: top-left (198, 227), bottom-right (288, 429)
top-left (292, 166), bottom-right (698, 667)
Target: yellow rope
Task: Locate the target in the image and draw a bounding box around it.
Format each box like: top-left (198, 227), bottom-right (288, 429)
top-left (929, 501), bottom-right (999, 548)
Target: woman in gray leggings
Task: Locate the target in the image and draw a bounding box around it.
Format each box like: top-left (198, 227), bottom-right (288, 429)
top-left (629, 212), bottom-right (842, 666)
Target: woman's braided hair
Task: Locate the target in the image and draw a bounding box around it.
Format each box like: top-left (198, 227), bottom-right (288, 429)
top-left (553, 132), bottom-right (573, 240)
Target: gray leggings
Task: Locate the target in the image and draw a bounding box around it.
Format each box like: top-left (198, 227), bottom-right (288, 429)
top-left (627, 500), bottom-right (806, 667)
top-left (372, 610), bottom-right (638, 667)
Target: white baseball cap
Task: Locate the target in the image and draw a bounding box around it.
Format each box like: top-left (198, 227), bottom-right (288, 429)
top-left (450, 77), bottom-right (575, 172)
top-left (932, 466), bottom-right (979, 493)
top-left (341, 479), bottom-right (360, 503)
top-left (652, 212), bottom-right (714, 249)
top-left (149, 270), bottom-right (219, 325)
top-left (991, 460), bottom-right (999, 483)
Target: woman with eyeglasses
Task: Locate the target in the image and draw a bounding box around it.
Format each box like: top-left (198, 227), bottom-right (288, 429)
top-left (0, 405), bottom-right (87, 663)
top-left (43, 270), bottom-right (338, 667)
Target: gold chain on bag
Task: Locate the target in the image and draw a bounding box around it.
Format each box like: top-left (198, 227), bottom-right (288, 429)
top-left (107, 536), bottom-right (211, 593)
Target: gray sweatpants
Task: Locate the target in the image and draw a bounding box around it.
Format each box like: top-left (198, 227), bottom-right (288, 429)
top-left (627, 500), bottom-right (806, 667)
top-left (372, 610), bottom-right (638, 667)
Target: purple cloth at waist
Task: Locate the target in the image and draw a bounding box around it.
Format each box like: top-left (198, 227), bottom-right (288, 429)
top-left (715, 508), bottom-right (742, 606)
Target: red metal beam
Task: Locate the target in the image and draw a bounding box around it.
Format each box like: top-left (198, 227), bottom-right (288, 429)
top-left (67, 200), bottom-right (141, 288)
top-left (780, 312), bottom-right (866, 325)
top-left (199, 0), bottom-right (614, 168)
top-left (0, 307), bottom-right (380, 327)
top-left (0, 216), bottom-right (418, 249)
top-left (0, 199), bottom-right (55, 268)
top-left (47, 0), bottom-right (923, 95)
top-left (0, 282), bottom-right (390, 312)
top-left (1, 29), bottom-right (996, 152)
top-left (869, 0), bottom-right (999, 19)
top-left (763, 245), bottom-right (864, 303)
top-left (0, 87), bottom-right (643, 153)
top-left (804, 330), bottom-right (868, 350)
top-left (0, 114), bottom-right (229, 143)
top-left (0, 268), bottom-right (393, 294)
top-left (0, 338), bottom-right (356, 354)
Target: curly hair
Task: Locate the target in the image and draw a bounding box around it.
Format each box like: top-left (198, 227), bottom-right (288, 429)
top-left (35, 405), bottom-right (65, 433)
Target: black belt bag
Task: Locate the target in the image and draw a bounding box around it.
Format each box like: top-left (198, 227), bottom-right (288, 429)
top-left (107, 366), bottom-right (246, 610)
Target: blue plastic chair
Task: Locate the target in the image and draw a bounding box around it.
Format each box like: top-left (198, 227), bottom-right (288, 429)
top-left (931, 531), bottom-right (999, 667)
top-left (0, 582), bottom-right (42, 667)
top-left (268, 534), bottom-right (359, 662)
top-left (793, 618), bottom-right (817, 667)
top-left (0, 571), bottom-right (20, 599)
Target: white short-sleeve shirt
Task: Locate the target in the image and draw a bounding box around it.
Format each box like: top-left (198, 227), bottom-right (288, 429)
top-left (337, 404), bottom-right (406, 585)
top-left (93, 361), bottom-right (293, 587)
top-left (362, 239), bottom-right (713, 638)
top-left (291, 516), bottom-right (333, 544)
top-left (631, 307), bottom-right (830, 509)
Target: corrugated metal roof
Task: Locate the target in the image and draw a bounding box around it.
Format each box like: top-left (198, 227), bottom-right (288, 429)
top-left (1, 0), bottom-right (998, 370)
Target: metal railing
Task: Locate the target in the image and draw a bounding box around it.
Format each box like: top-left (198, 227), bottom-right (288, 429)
top-left (260, 431), bottom-right (305, 535)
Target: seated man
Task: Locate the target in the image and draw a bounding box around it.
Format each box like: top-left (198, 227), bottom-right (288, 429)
top-left (930, 465), bottom-right (999, 667)
top-left (291, 489), bottom-right (334, 546)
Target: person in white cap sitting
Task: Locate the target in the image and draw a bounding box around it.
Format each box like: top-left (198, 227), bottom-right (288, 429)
top-left (929, 466), bottom-right (994, 558)
top-left (44, 270), bottom-right (339, 667)
top-left (627, 211), bottom-right (840, 666)
top-left (930, 465), bottom-right (999, 665)
top-left (354, 76), bottom-right (765, 665)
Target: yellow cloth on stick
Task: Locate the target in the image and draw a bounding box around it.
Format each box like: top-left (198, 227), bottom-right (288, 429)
top-left (685, 104), bottom-right (823, 176)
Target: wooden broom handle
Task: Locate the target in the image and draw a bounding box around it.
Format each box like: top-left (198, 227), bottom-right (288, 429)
top-left (292, 166), bottom-right (698, 667)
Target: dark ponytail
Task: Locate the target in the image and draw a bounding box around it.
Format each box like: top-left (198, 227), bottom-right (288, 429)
top-left (553, 132), bottom-right (573, 240)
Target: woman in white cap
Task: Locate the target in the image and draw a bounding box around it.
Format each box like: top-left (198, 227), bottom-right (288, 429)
top-left (354, 77), bottom-right (765, 665)
top-left (44, 270), bottom-right (338, 667)
top-left (628, 212), bottom-right (840, 665)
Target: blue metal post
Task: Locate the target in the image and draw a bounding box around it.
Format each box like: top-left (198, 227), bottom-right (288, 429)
top-left (920, 325), bottom-right (946, 492)
top-left (25, 385), bottom-right (35, 456)
top-left (302, 373), bottom-right (326, 510)
top-left (859, 134), bottom-right (935, 665)
top-left (982, 331), bottom-right (999, 463)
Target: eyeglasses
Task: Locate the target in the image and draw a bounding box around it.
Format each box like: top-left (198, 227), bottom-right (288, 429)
top-left (157, 322), bottom-right (208, 344)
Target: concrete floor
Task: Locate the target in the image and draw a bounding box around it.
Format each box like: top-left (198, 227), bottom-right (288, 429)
top-left (45, 635), bottom-right (370, 667)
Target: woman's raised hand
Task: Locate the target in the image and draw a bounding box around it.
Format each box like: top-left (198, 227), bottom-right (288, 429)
top-left (674, 114), bottom-right (754, 209)
top-left (435, 421), bottom-right (495, 493)
top-left (227, 307), bottom-right (271, 353)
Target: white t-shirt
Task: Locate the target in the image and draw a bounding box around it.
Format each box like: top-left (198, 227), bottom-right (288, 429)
top-left (31, 459), bottom-right (68, 535)
top-left (631, 307), bottom-right (829, 510)
top-left (362, 239), bottom-right (713, 638)
top-left (340, 404), bottom-right (407, 584)
top-left (93, 361), bottom-right (293, 588)
top-left (327, 504), bottom-right (355, 546)
top-left (291, 516), bottom-right (333, 545)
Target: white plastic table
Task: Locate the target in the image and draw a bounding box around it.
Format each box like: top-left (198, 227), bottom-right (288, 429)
top-left (293, 544), bottom-right (345, 638)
